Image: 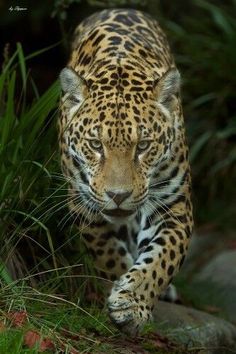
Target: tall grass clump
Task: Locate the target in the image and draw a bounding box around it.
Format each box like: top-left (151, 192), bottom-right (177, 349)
top-left (0, 43), bottom-right (62, 282)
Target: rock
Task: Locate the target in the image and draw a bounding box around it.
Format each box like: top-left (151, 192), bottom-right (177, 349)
top-left (152, 301), bottom-right (236, 354)
top-left (181, 232), bottom-right (227, 275)
top-left (192, 250), bottom-right (236, 324)
top-left (194, 250), bottom-right (236, 287)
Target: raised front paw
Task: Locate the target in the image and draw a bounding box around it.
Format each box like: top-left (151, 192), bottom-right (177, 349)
top-left (107, 289), bottom-right (152, 336)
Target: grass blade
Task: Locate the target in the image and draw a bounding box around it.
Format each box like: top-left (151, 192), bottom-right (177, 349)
top-left (16, 42), bottom-right (27, 91)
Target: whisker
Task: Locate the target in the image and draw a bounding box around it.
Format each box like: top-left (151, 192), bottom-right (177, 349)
top-left (149, 196), bottom-right (184, 227)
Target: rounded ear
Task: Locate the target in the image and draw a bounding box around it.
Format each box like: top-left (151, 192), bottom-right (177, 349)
top-left (154, 68), bottom-right (181, 111)
top-left (59, 67), bottom-right (88, 106)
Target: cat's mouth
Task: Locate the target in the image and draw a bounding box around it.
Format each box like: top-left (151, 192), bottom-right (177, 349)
top-left (102, 208), bottom-right (134, 217)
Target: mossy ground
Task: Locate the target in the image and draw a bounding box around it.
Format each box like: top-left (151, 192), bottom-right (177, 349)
top-left (0, 295), bottom-right (190, 353)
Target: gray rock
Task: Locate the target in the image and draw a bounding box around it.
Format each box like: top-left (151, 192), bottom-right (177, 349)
top-left (194, 250), bottom-right (236, 287)
top-left (192, 250), bottom-right (236, 324)
top-left (153, 301), bottom-right (236, 354)
top-left (181, 232), bottom-right (226, 275)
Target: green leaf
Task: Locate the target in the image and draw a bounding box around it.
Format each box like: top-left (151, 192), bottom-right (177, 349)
top-left (211, 147), bottom-right (236, 173)
top-left (190, 131), bottom-right (212, 162)
top-left (195, 0), bottom-right (234, 35)
top-left (0, 70), bottom-right (16, 148)
top-left (0, 261), bottom-right (13, 284)
top-left (16, 43), bottom-right (27, 91)
top-left (24, 41), bottom-right (62, 61)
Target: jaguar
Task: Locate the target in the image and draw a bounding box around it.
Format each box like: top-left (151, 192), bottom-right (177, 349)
top-left (59, 8), bottom-right (193, 335)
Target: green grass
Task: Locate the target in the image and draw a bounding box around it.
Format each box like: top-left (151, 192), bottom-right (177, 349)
top-left (0, 281), bottom-right (114, 353)
top-left (0, 329), bottom-right (39, 354)
top-left (0, 42), bottom-right (60, 276)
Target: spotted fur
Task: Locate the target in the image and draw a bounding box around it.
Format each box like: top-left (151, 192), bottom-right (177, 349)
top-left (59, 9), bottom-right (193, 335)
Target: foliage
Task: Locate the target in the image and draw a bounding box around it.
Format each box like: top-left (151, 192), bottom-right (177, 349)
top-left (0, 43), bottom-right (61, 281)
top-left (52, 0), bottom-right (82, 21)
top-left (0, 282), bottom-right (114, 353)
top-left (52, 0), bottom-right (146, 21)
top-left (87, 0), bottom-right (147, 8)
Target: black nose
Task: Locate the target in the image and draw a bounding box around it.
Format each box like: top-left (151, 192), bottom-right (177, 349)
top-left (106, 190), bottom-right (132, 206)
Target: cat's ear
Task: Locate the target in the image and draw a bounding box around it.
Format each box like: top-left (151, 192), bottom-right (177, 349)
top-left (154, 68), bottom-right (181, 112)
top-left (59, 67), bottom-right (88, 107)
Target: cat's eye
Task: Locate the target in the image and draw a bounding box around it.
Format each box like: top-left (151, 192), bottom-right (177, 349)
top-left (88, 139), bottom-right (103, 151)
top-left (137, 140), bottom-right (151, 153)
